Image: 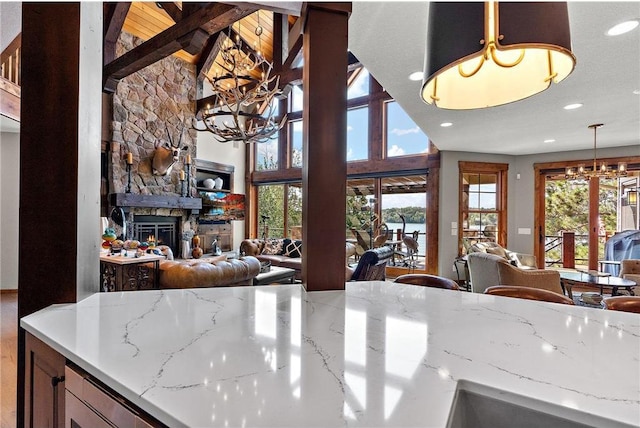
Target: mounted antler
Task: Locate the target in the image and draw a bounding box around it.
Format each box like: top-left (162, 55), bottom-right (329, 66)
top-left (152, 127), bottom-right (188, 176)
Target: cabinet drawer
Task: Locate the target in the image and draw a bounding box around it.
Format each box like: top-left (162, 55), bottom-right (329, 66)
top-left (65, 365), bottom-right (137, 427)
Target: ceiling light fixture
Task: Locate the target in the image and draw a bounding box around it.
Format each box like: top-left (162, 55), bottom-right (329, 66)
top-left (544, 139), bottom-right (555, 143)
top-left (193, 13), bottom-right (286, 143)
top-left (606, 19), bottom-right (640, 36)
top-left (563, 103), bottom-right (583, 110)
top-left (565, 124), bottom-right (627, 180)
top-left (440, 122), bottom-right (453, 127)
top-left (421, 1), bottom-right (576, 110)
top-left (409, 71), bottom-right (424, 81)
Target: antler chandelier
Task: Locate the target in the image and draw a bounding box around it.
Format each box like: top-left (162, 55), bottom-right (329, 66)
top-left (194, 14), bottom-right (286, 143)
top-left (565, 124), bottom-right (628, 180)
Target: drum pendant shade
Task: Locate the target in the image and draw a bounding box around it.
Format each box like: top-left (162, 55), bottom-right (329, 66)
top-left (421, 2), bottom-right (576, 110)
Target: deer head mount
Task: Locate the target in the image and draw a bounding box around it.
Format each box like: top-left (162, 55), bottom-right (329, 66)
top-left (152, 127), bottom-right (188, 176)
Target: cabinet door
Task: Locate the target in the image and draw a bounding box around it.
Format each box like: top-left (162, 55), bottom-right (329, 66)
top-left (25, 333), bottom-right (66, 428)
top-left (65, 391), bottom-right (113, 428)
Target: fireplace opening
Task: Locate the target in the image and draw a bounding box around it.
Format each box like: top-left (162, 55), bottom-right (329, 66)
top-left (133, 216), bottom-right (179, 256)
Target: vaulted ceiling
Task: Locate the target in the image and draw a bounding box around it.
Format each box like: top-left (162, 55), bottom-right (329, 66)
top-left (2, 2), bottom-right (639, 158)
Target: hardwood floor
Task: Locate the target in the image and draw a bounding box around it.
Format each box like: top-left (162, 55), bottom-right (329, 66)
top-left (1, 291), bottom-right (17, 428)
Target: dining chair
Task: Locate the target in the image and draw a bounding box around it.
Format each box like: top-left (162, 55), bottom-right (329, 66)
top-left (484, 285), bottom-right (575, 305)
top-left (603, 296), bottom-right (640, 314)
top-left (394, 274), bottom-right (460, 290)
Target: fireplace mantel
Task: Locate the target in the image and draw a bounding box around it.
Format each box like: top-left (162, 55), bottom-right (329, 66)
top-left (110, 193), bottom-right (202, 214)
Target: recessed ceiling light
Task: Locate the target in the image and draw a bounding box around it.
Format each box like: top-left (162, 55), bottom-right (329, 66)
top-left (606, 19), bottom-right (640, 36)
top-left (408, 71), bottom-right (423, 81)
top-left (634, 89), bottom-right (640, 95)
top-left (564, 103), bottom-right (583, 110)
top-left (544, 139), bottom-right (555, 143)
top-left (440, 122), bottom-right (453, 127)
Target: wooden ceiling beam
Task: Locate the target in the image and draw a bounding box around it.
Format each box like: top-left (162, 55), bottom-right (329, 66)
top-left (103, 2), bottom-right (130, 65)
top-left (282, 35), bottom-right (302, 70)
top-left (103, 3), bottom-right (258, 93)
top-left (197, 32), bottom-right (226, 82)
top-left (224, 1), bottom-right (302, 17)
top-left (156, 2), bottom-right (182, 22)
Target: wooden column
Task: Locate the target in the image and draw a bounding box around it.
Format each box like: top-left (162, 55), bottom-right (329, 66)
top-left (301, 3), bottom-right (351, 291)
top-left (17, 3), bottom-right (102, 425)
top-left (562, 231), bottom-right (576, 268)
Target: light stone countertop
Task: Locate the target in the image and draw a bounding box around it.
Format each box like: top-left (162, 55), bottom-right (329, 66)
top-left (21, 282), bottom-right (640, 427)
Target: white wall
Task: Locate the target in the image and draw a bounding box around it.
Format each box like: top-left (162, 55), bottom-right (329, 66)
top-left (0, 132), bottom-right (20, 290)
top-left (196, 133), bottom-right (246, 252)
top-left (438, 145), bottom-right (640, 279)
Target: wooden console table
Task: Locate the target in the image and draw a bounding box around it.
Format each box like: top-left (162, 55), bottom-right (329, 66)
top-left (100, 253), bottom-right (165, 292)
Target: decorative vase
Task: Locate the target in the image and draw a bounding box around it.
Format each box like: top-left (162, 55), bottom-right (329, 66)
top-left (192, 235), bottom-right (202, 259)
top-left (214, 177), bottom-right (223, 189)
top-left (181, 241), bottom-right (191, 259)
top-left (192, 246), bottom-right (203, 259)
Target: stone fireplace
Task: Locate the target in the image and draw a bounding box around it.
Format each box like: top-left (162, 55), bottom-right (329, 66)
top-left (105, 31), bottom-right (201, 258)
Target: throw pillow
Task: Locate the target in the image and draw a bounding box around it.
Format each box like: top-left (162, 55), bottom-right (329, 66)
top-left (261, 239), bottom-right (283, 255)
top-left (283, 239), bottom-right (303, 258)
top-left (486, 246), bottom-right (508, 260)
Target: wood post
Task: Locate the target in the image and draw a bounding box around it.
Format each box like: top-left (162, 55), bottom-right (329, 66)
top-left (17, 3), bottom-right (102, 425)
top-left (562, 231), bottom-right (575, 268)
top-left (301, 3), bottom-right (351, 291)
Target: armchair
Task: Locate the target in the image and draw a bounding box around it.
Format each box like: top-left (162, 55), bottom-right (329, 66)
top-left (619, 259), bottom-right (640, 285)
top-left (467, 252), bottom-right (562, 294)
top-left (347, 246), bottom-right (394, 281)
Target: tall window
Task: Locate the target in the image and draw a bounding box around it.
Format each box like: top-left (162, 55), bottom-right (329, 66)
top-left (385, 101), bottom-right (428, 157)
top-left (347, 107), bottom-right (369, 161)
top-left (459, 162), bottom-right (508, 255)
top-left (256, 99), bottom-right (281, 171)
top-left (257, 185), bottom-right (285, 238)
top-left (290, 120), bottom-right (303, 168)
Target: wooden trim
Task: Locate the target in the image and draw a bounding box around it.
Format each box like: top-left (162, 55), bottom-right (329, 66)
top-left (0, 33), bottom-right (21, 65)
top-left (458, 161), bottom-right (509, 255)
top-left (0, 77), bottom-right (20, 121)
top-left (533, 165), bottom-right (546, 268)
top-left (0, 289), bottom-right (18, 295)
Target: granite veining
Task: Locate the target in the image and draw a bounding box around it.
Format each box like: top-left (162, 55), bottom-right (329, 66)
top-left (21, 282), bottom-right (640, 427)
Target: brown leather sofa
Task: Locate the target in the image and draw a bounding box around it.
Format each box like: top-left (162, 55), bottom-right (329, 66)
top-left (156, 248), bottom-right (261, 289)
top-left (240, 238), bottom-right (358, 281)
top-left (240, 238), bottom-right (303, 280)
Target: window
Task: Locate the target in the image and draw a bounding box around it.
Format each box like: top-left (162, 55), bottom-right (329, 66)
top-left (348, 68), bottom-right (369, 99)
top-left (347, 107), bottom-right (369, 161)
top-left (256, 139), bottom-right (279, 171)
top-left (459, 162), bottom-right (508, 255)
top-left (385, 101), bottom-right (428, 157)
top-left (290, 120), bottom-right (303, 168)
top-left (257, 185), bottom-right (285, 238)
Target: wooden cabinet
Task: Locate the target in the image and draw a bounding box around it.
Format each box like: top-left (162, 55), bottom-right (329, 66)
top-left (65, 364), bottom-right (162, 427)
top-left (99, 254), bottom-right (164, 292)
top-left (24, 333), bottom-right (66, 428)
top-left (198, 222), bottom-right (233, 253)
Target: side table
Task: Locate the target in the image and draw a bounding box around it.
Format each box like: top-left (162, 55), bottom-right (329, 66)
top-left (100, 253), bottom-right (165, 292)
top-left (253, 266), bottom-right (296, 286)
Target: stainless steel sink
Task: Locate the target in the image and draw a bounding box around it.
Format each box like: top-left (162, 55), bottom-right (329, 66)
top-left (446, 380), bottom-right (635, 428)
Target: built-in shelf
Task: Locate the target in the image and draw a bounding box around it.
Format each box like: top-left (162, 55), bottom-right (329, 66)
top-left (195, 159), bottom-right (234, 193)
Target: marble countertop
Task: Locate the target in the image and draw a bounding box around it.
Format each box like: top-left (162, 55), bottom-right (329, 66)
top-left (21, 282), bottom-right (640, 427)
